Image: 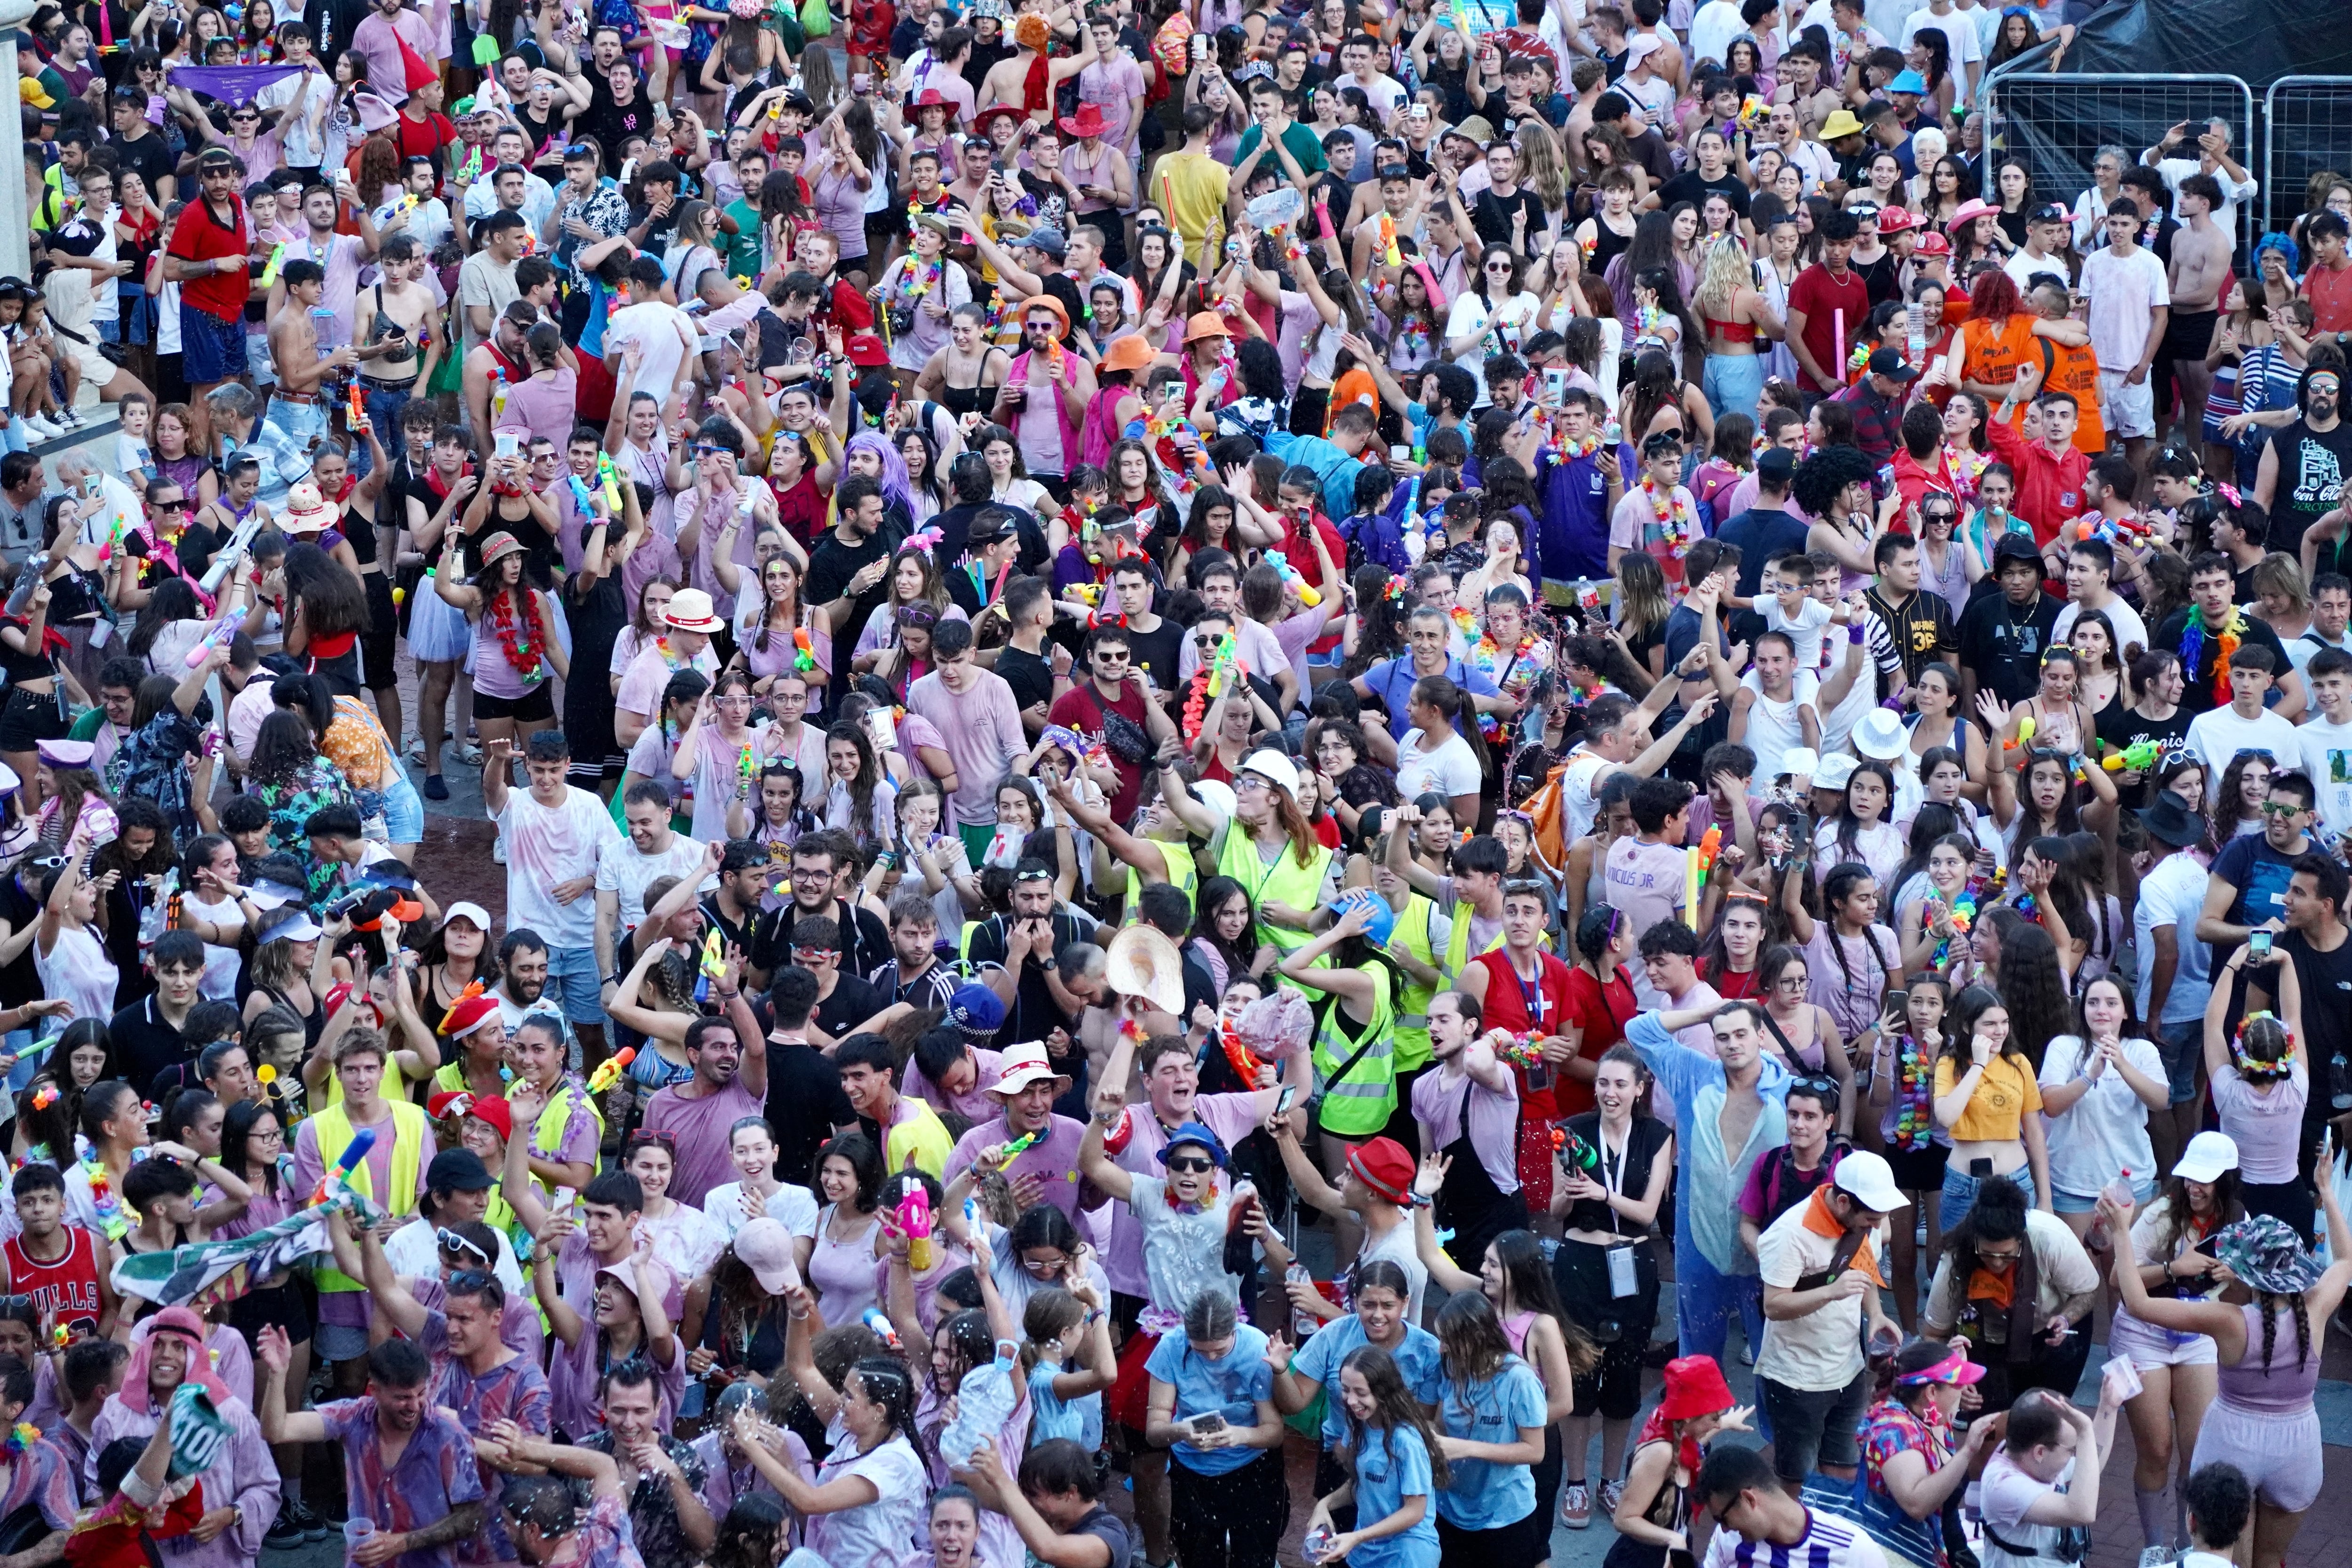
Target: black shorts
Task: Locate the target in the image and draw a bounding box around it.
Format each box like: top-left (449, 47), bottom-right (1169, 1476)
top-left (474, 684), bottom-right (557, 723)
top-left (359, 571), bottom-right (398, 691)
top-left (1885, 1140), bottom-right (1952, 1194)
top-left (1436, 1509), bottom-right (1542, 1568)
top-left (226, 1279), bottom-right (312, 1347)
top-left (2162, 308), bottom-right (2220, 363)
top-left (0, 685), bottom-right (67, 753)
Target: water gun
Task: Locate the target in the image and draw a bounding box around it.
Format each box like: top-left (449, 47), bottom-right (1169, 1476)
top-left (569, 473), bottom-right (600, 518)
top-left (2101, 739), bottom-right (2160, 773)
top-left (860, 1307), bottom-right (902, 1351)
top-left (488, 364), bottom-right (508, 422)
top-left (901, 1183), bottom-right (934, 1271)
top-left (595, 453), bottom-right (625, 513)
top-left (1377, 212), bottom-right (1401, 267)
top-left (692, 928), bottom-right (727, 1003)
top-left (2090, 511), bottom-right (2154, 546)
top-left (345, 379), bottom-right (367, 431)
top-left (259, 241), bottom-right (288, 288)
top-left (1203, 628), bottom-right (1240, 698)
top-left (586, 1047), bottom-right (637, 1094)
top-left (792, 627), bottom-right (816, 673)
top-left (2002, 713), bottom-right (2036, 752)
top-left (375, 192), bottom-right (419, 226)
top-left (1694, 825), bottom-right (1724, 889)
top-left (307, 1127), bottom-right (376, 1206)
top-left (1265, 549), bottom-right (1319, 607)
top-left (181, 605), bottom-right (241, 668)
top-left (458, 143), bottom-right (482, 187)
top-left (996, 1129), bottom-right (1041, 1164)
top-left (1552, 1122), bottom-right (1601, 1173)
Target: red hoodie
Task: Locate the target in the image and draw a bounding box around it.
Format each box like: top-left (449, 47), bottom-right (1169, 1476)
top-left (1986, 417), bottom-right (2089, 547)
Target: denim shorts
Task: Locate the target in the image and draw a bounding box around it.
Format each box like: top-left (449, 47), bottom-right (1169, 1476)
top-left (179, 302), bottom-right (246, 385)
top-left (1703, 353), bottom-right (1766, 419)
top-left (2050, 1176), bottom-right (2157, 1214)
top-left (379, 772), bottom-right (425, 844)
top-left (1940, 1162), bottom-right (2037, 1233)
top-left (545, 944), bottom-right (607, 1027)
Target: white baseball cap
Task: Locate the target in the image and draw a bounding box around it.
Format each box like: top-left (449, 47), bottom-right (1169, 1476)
top-left (2172, 1131), bottom-right (2240, 1184)
top-left (1832, 1150), bottom-right (1909, 1213)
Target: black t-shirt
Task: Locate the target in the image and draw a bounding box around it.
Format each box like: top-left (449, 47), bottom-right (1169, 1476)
top-left (581, 97), bottom-right (657, 167)
top-left (965, 911), bottom-right (1089, 1051)
top-left (1852, 247), bottom-right (1905, 309)
top-left (110, 128), bottom-right (175, 199)
top-left (762, 1037), bottom-right (856, 1188)
top-left (2274, 928), bottom-right (2352, 1127)
top-left (2210, 832), bottom-right (2307, 971)
top-left (1470, 185), bottom-right (1549, 249)
top-left (108, 997), bottom-right (191, 1100)
top-left (1124, 616), bottom-right (1184, 700)
top-left (2092, 700), bottom-right (2193, 810)
top-left (761, 896), bottom-right (892, 982)
top-left (1657, 169), bottom-right (1751, 223)
top-left (1955, 589), bottom-right (2061, 707)
top-left (806, 525), bottom-right (901, 663)
top-left (2152, 606), bottom-right (2290, 715)
top-left (994, 644), bottom-right (1055, 717)
top-left (2264, 419), bottom-right (2352, 572)
top-left (816, 974), bottom-right (885, 1042)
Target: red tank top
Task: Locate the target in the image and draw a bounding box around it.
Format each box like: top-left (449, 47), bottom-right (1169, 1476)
top-left (1472, 947), bottom-right (1578, 1120)
top-left (5, 1227), bottom-right (101, 1330)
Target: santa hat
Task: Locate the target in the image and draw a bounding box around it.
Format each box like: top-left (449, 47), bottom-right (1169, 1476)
top-left (443, 994), bottom-right (503, 1040)
top-left (397, 35), bottom-right (439, 96)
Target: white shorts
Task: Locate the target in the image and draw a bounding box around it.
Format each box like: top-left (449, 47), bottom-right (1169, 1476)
top-left (2100, 368), bottom-right (2156, 439)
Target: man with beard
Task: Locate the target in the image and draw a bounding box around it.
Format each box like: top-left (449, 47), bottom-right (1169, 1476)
top-left (259, 1329), bottom-right (483, 1566)
top-left (484, 1449), bottom-right (636, 1568)
top-left (869, 887), bottom-right (961, 1015)
top-left (640, 1013), bottom-right (769, 1211)
top-left (806, 476), bottom-right (898, 653)
top-left (754, 837), bottom-right (891, 979)
top-left (967, 860), bottom-right (1094, 1051)
top-left (594, 784), bottom-right (710, 984)
top-left (2262, 362), bottom-right (2352, 577)
top-left (990, 297), bottom-right (1096, 499)
top-left (494, 930), bottom-right (552, 1027)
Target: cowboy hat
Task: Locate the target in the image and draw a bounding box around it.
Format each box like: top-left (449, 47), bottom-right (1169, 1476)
top-left (662, 588), bottom-right (726, 634)
top-left (1945, 197), bottom-right (2000, 232)
top-left (1105, 923), bottom-right (1186, 1016)
top-left (1057, 103), bottom-right (1109, 141)
top-left (912, 88), bottom-right (961, 123)
top-left (1818, 108), bottom-right (1866, 140)
top-left (989, 1041), bottom-right (1073, 1098)
top-left (1811, 752), bottom-right (1859, 792)
top-left (279, 481), bottom-right (339, 535)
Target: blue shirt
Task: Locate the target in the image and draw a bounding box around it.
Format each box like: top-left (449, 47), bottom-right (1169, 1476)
top-left (1626, 1010), bottom-right (1794, 1276)
top-left (1349, 1425), bottom-right (1441, 1568)
top-left (1429, 1358), bottom-right (1546, 1529)
top-left (1534, 446), bottom-right (1614, 585)
top-left (1145, 1324), bottom-right (1275, 1476)
top-left (1028, 1359), bottom-right (1103, 1451)
top-left (1291, 1318), bottom-right (1444, 1449)
top-left (1266, 430), bottom-right (1369, 524)
top-left (1358, 654), bottom-right (1500, 741)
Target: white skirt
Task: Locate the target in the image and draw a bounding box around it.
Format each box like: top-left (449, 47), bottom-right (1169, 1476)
top-left (409, 585), bottom-right (472, 664)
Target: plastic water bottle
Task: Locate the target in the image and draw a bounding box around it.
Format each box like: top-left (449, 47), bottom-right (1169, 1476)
top-left (2086, 1169), bottom-right (2132, 1251)
top-left (939, 1338), bottom-right (1019, 1466)
top-left (1287, 1262), bottom-right (1318, 1341)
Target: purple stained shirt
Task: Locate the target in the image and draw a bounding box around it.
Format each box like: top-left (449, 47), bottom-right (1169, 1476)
top-left (416, 1309), bottom-right (552, 1567)
top-left (638, 1078), bottom-right (765, 1208)
top-left (1102, 1091), bottom-right (1265, 1300)
top-left (87, 1392), bottom-right (280, 1568)
top-left (903, 1045), bottom-right (1004, 1124)
top-left (315, 1399), bottom-right (485, 1568)
top-left (690, 1426), bottom-right (801, 1523)
top-left (410, 1274), bottom-right (548, 1373)
top-left (0, 1433), bottom-right (81, 1540)
top-left (944, 1114), bottom-right (1094, 1221)
top-left (545, 1233), bottom-right (687, 1439)
top-left (1410, 1066), bottom-right (1522, 1195)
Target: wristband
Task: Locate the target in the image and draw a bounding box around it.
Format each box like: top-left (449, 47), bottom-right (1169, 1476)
top-left (1848, 622), bottom-right (1866, 644)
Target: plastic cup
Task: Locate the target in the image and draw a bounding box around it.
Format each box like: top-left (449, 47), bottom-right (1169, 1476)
top-left (344, 1517), bottom-right (376, 1557)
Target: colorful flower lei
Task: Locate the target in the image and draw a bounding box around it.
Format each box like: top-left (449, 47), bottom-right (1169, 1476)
top-left (2232, 1010), bottom-right (2297, 1081)
top-left (81, 1156), bottom-right (127, 1242)
top-left (1891, 1032), bottom-right (1935, 1151)
top-left (487, 586), bottom-right (548, 687)
top-left (2, 1422), bottom-right (35, 1457)
top-left (1943, 442), bottom-right (1992, 504)
top-left (1642, 477), bottom-right (1698, 561)
top-left (2179, 604), bottom-right (2244, 705)
top-left (653, 636), bottom-right (695, 673)
top-left (1448, 605), bottom-right (1480, 640)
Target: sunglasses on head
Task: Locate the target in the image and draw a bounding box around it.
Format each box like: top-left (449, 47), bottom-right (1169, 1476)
top-left (1014, 867), bottom-right (1053, 882)
top-left (436, 1229), bottom-right (491, 1263)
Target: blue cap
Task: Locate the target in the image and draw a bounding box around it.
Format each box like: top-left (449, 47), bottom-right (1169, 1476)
top-left (1157, 1122), bottom-right (1230, 1169)
top-left (948, 984), bottom-right (1006, 1037)
top-left (1333, 887), bottom-right (1398, 949)
top-left (1888, 69), bottom-right (1927, 95)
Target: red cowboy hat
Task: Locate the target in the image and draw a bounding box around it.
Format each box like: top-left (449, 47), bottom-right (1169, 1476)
top-left (914, 88), bottom-right (961, 123)
top-left (1057, 103), bottom-right (1109, 141)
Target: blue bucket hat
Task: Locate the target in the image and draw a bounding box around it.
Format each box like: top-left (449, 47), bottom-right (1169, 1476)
top-left (1156, 1122), bottom-right (1230, 1170)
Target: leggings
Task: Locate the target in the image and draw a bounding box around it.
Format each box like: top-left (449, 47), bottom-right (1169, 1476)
top-left (1170, 1448), bottom-right (1290, 1568)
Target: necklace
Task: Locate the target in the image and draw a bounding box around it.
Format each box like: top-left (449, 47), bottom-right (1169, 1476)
top-left (2180, 604), bottom-right (2244, 704)
top-left (1641, 477), bottom-right (1697, 560)
top-left (487, 588), bottom-right (548, 686)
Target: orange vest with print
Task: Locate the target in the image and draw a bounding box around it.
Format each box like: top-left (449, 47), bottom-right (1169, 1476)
top-left (2030, 337), bottom-right (2108, 455)
top-left (1960, 312), bottom-right (2038, 394)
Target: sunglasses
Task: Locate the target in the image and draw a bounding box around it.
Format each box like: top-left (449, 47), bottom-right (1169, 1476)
top-left (153, 498), bottom-right (187, 511)
top-left (2259, 800), bottom-right (2306, 817)
top-left (625, 1130), bottom-right (678, 1153)
top-left (1790, 1075), bottom-right (1840, 1099)
top-left (436, 1229), bottom-right (491, 1263)
top-left (1013, 867), bottom-right (1053, 883)
top-left (445, 1268), bottom-right (496, 1292)
top-left (1166, 1154), bottom-right (1215, 1173)
top-left (790, 947), bottom-right (840, 963)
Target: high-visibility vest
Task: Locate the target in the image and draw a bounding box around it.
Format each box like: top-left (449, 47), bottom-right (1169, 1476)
top-left (307, 1099), bottom-right (428, 1294)
top-left (1311, 964), bottom-right (1396, 1138)
top-left (1216, 827), bottom-right (1333, 957)
top-left (1390, 895), bottom-right (1441, 1074)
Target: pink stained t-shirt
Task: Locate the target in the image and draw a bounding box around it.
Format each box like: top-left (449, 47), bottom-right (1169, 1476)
top-left (1102, 1090), bottom-right (1267, 1299)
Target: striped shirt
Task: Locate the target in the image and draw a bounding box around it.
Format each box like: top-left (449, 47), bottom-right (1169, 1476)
top-left (1700, 1504), bottom-right (1891, 1568)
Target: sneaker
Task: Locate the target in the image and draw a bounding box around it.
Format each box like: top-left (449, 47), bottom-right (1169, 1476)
top-left (422, 773), bottom-right (448, 801)
top-left (1740, 1339), bottom-right (1756, 1367)
top-left (1597, 1480), bottom-right (1623, 1519)
top-left (57, 407), bottom-right (82, 428)
top-left (263, 1517), bottom-right (307, 1550)
top-left (1560, 1483), bottom-right (1592, 1529)
top-left (20, 416), bottom-right (59, 441)
top-left (289, 1500), bottom-right (332, 1544)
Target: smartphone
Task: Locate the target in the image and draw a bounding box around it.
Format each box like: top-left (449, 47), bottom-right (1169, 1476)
top-left (1882, 988), bottom-right (1909, 1029)
top-left (1543, 366), bottom-right (1567, 403)
top-left (2250, 930), bottom-right (2274, 960)
top-left (1970, 1157), bottom-right (1994, 1178)
top-left (1191, 32), bottom-right (1208, 60)
top-left (1274, 1083), bottom-right (1297, 1117)
top-left (1188, 1412), bottom-right (1228, 1437)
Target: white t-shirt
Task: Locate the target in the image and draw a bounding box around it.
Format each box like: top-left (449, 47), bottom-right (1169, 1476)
top-left (1764, 596), bottom-right (1836, 671)
top-left (702, 1179), bottom-right (820, 1242)
top-left (1688, 0), bottom-right (1747, 63)
top-left (2183, 705), bottom-right (2302, 806)
top-left (1755, 1200), bottom-right (1884, 1391)
top-left (1442, 290), bottom-right (1541, 407)
top-left (604, 300), bottom-right (699, 406)
top-left (2002, 246), bottom-right (2076, 294)
top-left (1700, 1506), bottom-right (1888, 1568)
top-left (1739, 670), bottom-right (1820, 785)
top-left (1899, 5), bottom-right (1985, 72)
top-left (493, 785), bottom-right (625, 949)
top-left (1979, 1446), bottom-right (2085, 1568)
top-left (1395, 729), bottom-right (1484, 803)
top-left (2050, 596), bottom-right (2149, 660)
top-left (2287, 626), bottom-right (2350, 677)
top-left (594, 831), bottom-right (715, 931)
top-left (2036, 1034), bottom-right (2164, 1198)
top-left (2134, 850), bottom-right (2213, 1027)
top-left (2296, 714), bottom-right (2352, 840)
top-left (2077, 246), bottom-right (2170, 374)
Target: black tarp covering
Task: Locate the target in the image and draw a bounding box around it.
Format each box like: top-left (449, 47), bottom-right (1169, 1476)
top-left (2002, 0), bottom-right (2352, 81)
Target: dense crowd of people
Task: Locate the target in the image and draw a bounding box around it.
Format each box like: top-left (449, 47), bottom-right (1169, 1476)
top-left (0, 0), bottom-right (2345, 1566)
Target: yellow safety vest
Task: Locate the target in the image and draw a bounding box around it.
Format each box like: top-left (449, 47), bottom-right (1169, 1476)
top-left (1311, 964), bottom-right (1396, 1138)
top-left (308, 1099), bottom-right (429, 1294)
top-left (1121, 844), bottom-right (1201, 925)
top-left (885, 1097), bottom-right (955, 1178)
top-left (1389, 895), bottom-right (1441, 1074)
top-left (1216, 826), bottom-right (1333, 958)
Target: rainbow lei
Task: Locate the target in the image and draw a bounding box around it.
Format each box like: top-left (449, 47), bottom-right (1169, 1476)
top-left (1448, 605), bottom-right (1479, 640)
top-left (1494, 1032), bottom-right (1544, 1068)
top-left (1470, 633), bottom-right (1541, 741)
top-left (1943, 442), bottom-right (1992, 504)
top-left (2179, 605), bottom-right (2244, 705)
top-left (3, 1422), bottom-right (35, 1457)
top-left (898, 253), bottom-right (945, 302)
top-left (2232, 1011), bottom-right (2297, 1081)
top-left (2012, 891), bottom-right (2041, 924)
top-left (1931, 884), bottom-right (1981, 970)
top-left (81, 1157), bottom-right (127, 1242)
top-left (1891, 1033), bottom-right (1935, 1151)
top-left (653, 636), bottom-right (695, 673)
top-left (1642, 478), bottom-right (1698, 561)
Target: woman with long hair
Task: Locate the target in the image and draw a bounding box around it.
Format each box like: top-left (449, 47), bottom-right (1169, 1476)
top-left (1186, 876), bottom-right (1267, 999)
top-left (1696, 889), bottom-right (1771, 1002)
top-left (1783, 861), bottom-right (1902, 1077)
top-left (2201, 946), bottom-right (2312, 1241)
top-left (802, 1131), bottom-right (886, 1326)
top-left (1987, 724), bottom-right (2115, 872)
top-left (1923, 1170), bottom-right (2098, 1411)
top-left (1991, 159), bottom-right (2037, 249)
top-left (281, 538), bottom-right (369, 699)
top-left (1426, 1290), bottom-right (1547, 1557)
top-left (1444, 246), bottom-right (1542, 407)
top-left (1300, 1343), bottom-right (1448, 1568)
top-left (1380, 262), bottom-right (1447, 382)
top-left (1913, 493), bottom-right (1983, 622)
top-left (243, 709), bottom-right (359, 860)
top-left (2106, 1131), bottom-right (2243, 1565)
top-left (2039, 972), bottom-right (2166, 1270)
top-left (435, 530), bottom-right (567, 765)
top-left (821, 721), bottom-right (896, 851)
top-left (1393, 676), bottom-right (1487, 828)
top-left (1752, 944), bottom-right (1855, 1126)
top-left (1933, 984), bottom-right (2053, 1230)
top-left (1906, 666), bottom-right (1987, 792)
top-left (1602, 1353), bottom-right (1746, 1566)
top-left (728, 1348), bottom-right (931, 1568)
top-left (2101, 1182), bottom-right (2349, 1568)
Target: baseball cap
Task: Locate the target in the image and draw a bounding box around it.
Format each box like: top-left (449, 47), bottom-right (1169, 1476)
top-left (1867, 347), bottom-right (1920, 380)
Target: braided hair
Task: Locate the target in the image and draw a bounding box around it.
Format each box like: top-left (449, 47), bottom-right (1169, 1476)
top-left (849, 1354), bottom-right (928, 1472)
top-left (2257, 1289), bottom-right (2313, 1373)
top-left (1818, 862), bottom-right (1897, 1010)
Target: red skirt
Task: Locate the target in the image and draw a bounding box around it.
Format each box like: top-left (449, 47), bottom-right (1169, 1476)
top-left (1108, 1324), bottom-right (1162, 1432)
top-left (1517, 1117), bottom-right (1555, 1214)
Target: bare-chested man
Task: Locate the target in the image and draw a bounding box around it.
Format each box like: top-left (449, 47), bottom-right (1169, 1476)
top-left (2165, 170), bottom-right (2235, 438)
top-left (974, 14), bottom-right (1094, 126)
top-left (262, 258), bottom-right (358, 468)
top-left (1771, 40), bottom-right (1840, 139)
